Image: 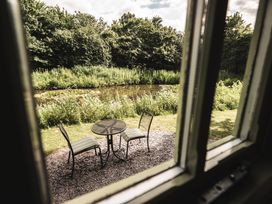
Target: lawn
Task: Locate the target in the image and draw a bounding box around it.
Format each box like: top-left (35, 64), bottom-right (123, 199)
top-left (41, 110), bottom-right (237, 155)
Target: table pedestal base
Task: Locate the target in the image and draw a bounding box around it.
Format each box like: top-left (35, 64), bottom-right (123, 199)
top-left (101, 134), bottom-right (126, 167)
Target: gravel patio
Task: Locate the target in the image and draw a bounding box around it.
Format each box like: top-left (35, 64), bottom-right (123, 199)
top-left (46, 131), bottom-right (175, 203)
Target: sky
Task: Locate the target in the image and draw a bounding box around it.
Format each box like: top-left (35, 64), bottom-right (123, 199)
top-left (41, 0), bottom-right (259, 32)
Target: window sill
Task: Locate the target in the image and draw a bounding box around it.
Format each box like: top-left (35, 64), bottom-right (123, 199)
top-left (207, 135), bottom-right (235, 151)
top-left (64, 159), bottom-right (183, 204)
top-left (205, 139), bottom-right (253, 171)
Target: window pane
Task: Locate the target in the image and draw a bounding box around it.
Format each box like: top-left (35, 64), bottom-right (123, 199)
top-left (208, 0), bottom-right (259, 148)
top-left (20, 0), bottom-right (187, 202)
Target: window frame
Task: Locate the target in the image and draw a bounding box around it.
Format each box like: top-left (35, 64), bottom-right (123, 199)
top-left (4, 0), bottom-right (272, 203)
top-left (205, 0), bottom-right (271, 168)
top-left (232, 0), bottom-right (267, 141)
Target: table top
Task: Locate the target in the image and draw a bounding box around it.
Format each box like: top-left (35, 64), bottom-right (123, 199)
top-left (91, 119), bottom-right (126, 136)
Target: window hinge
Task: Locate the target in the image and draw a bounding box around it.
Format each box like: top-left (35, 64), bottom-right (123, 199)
top-left (199, 162), bottom-right (249, 204)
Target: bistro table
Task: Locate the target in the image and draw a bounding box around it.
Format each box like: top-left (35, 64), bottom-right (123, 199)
top-left (91, 119), bottom-right (126, 166)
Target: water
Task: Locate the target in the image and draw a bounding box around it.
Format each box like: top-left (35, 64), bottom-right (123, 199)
top-left (34, 85), bottom-right (176, 105)
top-left (94, 85), bottom-right (163, 99)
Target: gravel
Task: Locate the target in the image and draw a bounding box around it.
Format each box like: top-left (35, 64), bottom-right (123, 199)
top-left (46, 131), bottom-right (175, 203)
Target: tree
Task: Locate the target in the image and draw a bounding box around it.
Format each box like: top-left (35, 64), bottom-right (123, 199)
top-left (49, 12), bottom-right (111, 68)
top-left (20, 0), bottom-right (51, 68)
top-left (20, 1), bottom-right (182, 71)
top-left (221, 12), bottom-right (253, 75)
top-left (20, 0), bottom-right (110, 70)
top-left (110, 13), bottom-right (183, 70)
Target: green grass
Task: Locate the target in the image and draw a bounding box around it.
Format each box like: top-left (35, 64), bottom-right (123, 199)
top-left (36, 68), bottom-right (241, 154)
top-left (42, 111), bottom-right (236, 155)
top-left (209, 109), bottom-right (237, 141)
top-left (41, 115), bottom-right (175, 155)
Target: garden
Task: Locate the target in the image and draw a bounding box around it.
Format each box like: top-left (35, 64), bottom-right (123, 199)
top-left (20, 0), bottom-right (252, 202)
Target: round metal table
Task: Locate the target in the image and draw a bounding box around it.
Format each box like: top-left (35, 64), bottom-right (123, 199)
top-left (92, 119), bottom-right (126, 166)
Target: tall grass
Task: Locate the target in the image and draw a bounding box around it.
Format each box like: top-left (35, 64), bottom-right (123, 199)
top-left (32, 66), bottom-right (180, 90)
top-left (37, 81), bottom-right (241, 128)
top-left (213, 80), bottom-right (242, 111)
top-left (37, 90), bottom-right (178, 128)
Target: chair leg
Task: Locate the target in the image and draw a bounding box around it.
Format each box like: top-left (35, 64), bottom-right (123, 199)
top-left (71, 155), bottom-right (75, 178)
top-left (126, 141), bottom-right (129, 159)
top-left (119, 135), bottom-right (122, 149)
top-left (98, 147), bottom-right (103, 168)
top-left (147, 137), bottom-right (150, 152)
top-left (67, 151), bottom-right (71, 164)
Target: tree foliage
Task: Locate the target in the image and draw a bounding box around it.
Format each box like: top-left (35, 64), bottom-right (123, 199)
top-left (221, 12), bottom-right (253, 74)
top-left (20, 0), bottom-right (252, 75)
top-left (20, 0), bottom-right (110, 70)
top-left (110, 13), bottom-right (183, 70)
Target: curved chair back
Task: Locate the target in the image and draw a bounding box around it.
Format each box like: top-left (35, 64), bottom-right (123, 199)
top-left (138, 112), bottom-right (153, 137)
top-left (58, 124), bottom-right (74, 154)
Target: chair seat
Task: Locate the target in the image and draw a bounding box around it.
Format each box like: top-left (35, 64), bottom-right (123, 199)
top-left (121, 128), bottom-right (146, 142)
top-left (71, 136), bottom-right (99, 154)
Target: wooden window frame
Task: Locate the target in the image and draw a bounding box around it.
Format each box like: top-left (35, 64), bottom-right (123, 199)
top-left (2, 0), bottom-right (272, 203)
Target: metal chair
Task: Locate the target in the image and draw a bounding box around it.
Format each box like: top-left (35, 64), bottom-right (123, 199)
top-left (58, 124), bottom-right (103, 178)
top-left (119, 112), bottom-right (153, 159)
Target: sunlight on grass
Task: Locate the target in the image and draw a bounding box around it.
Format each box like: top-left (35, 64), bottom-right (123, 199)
top-left (41, 114), bottom-right (177, 155)
top-left (41, 123), bottom-right (104, 155)
top-left (209, 109), bottom-right (237, 142)
top-left (41, 111), bottom-right (236, 156)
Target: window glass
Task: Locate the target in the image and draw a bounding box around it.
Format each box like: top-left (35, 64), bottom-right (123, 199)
top-left (20, 0), bottom-right (187, 202)
top-left (208, 0), bottom-right (259, 147)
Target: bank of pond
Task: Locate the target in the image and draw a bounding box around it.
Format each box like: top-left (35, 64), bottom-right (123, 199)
top-left (35, 83), bottom-right (242, 128)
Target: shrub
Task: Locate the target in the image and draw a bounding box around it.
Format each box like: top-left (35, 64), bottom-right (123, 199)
top-left (213, 80), bottom-right (242, 111)
top-left (36, 80), bottom-right (242, 128)
top-left (37, 89), bottom-right (177, 128)
top-left (38, 96), bottom-right (80, 128)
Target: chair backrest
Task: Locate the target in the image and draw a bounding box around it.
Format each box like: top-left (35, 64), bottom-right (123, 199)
top-left (58, 124), bottom-right (74, 154)
top-left (138, 112), bottom-right (153, 136)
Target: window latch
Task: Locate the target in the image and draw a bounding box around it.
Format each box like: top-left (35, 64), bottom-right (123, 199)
top-left (199, 162), bottom-right (249, 204)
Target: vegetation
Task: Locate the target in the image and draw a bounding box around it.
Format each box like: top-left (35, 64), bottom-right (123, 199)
top-left (21, 1), bottom-right (248, 154)
top-left (21, 0), bottom-right (110, 69)
top-left (37, 87), bottom-right (178, 128)
top-left (209, 110), bottom-right (237, 141)
top-left (41, 114), bottom-right (178, 155)
top-left (213, 80), bottom-right (242, 111)
top-left (20, 0), bottom-right (252, 76)
top-left (32, 66), bottom-right (180, 90)
top-left (110, 13), bottom-right (182, 70)
top-left (42, 110), bottom-right (236, 155)
top-left (221, 12), bottom-right (253, 75)
top-left (36, 81), bottom-right (241, 128)
top-left (20, 0), bottom-right (183, 71)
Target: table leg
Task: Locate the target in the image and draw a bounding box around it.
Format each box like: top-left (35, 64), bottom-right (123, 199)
top-left (110, 134), bottom-right (126, 162)
top-left (100, 135), bottom-right (111, 167)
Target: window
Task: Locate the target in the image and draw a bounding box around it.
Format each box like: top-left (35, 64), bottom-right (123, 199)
top-left (205, 0), bottom-right (271, 170)
top-left (22, 0), bottom-right (187, 202)
top-left (208, 0), bottom-right (259, 148)
top-left (204, 0), bottom-right (260, 168)
top-left (2, 0), bottom-right (272, 203)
